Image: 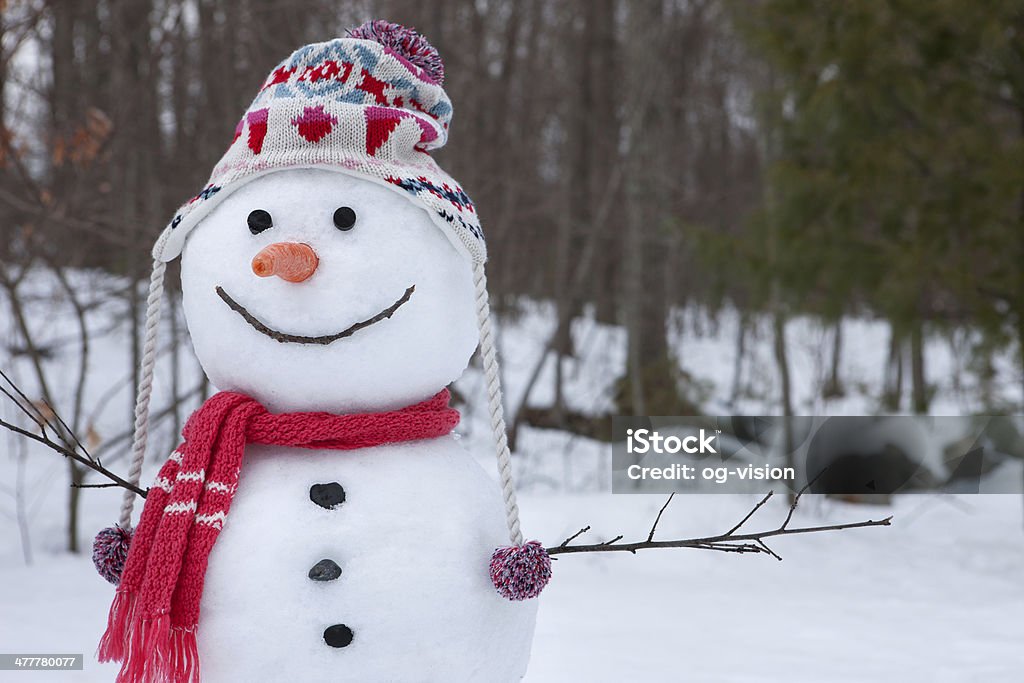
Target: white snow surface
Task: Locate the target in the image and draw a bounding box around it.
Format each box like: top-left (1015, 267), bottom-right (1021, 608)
top-left (1, 264), bottom-right (1023, 680)
top-left (198, 439), bottom-right (536, 682)
top-left (1, 495), bottom-right (1022, 681)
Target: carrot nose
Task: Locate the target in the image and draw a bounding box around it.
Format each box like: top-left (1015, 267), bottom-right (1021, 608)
top-left (251, 242), bottom-right (319, 282)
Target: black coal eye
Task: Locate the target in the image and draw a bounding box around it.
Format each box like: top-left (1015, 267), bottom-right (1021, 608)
top-left (333, 206), bottom-right (356, 231)
top-left (247, 209), bottom-right (273, 234)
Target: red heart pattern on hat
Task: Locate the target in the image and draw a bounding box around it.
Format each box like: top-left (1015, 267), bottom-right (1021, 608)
top-left (291, 105), bottom-right (338, 143)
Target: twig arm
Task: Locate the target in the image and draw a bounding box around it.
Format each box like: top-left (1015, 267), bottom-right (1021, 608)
top-left (548, 480), bottom-right (891, 560)
top-left (547, 515), bottom-right (892, 556)
top-left (646, 493), bottom-right (675, 542)
top-left (0, 418), bottom-right (147, 498)
top-left (724, 490), bottom-right (774, 536)
top-left (559, 525), bottom-right (591, 548)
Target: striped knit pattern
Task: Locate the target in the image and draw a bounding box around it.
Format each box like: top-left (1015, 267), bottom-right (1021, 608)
top-left (98, 390), bottom-right (459, 683)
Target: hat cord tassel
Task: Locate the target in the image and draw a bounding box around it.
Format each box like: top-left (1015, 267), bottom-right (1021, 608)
top-left (475, 262), bottom-right (551, 601)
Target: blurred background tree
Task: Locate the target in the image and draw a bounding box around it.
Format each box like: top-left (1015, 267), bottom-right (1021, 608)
top-left (738, 0), bottom-right (1024, 415)
top-left (0, 0), bottom-right (1021, 436)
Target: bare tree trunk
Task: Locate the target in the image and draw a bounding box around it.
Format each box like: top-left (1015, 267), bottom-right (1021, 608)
top-left (53, 263), bottom-right (92, 553)
top-left (730, 311), bottom-right (747, 406)
top-left (552, 199), bottom-right (572, 417)
top-left (15, 439), bottom-right (33, 565)
top-left (910, 321), bottom-right (928, 414)
top-left (1015, 101), bottom-right (1024, 528)
top-left (771, 295), bottom-right (795, 501)
top-left (883, 327), bottom-right (904, 411)
top-left (761, 61), bottom-right (795, 500)
top-left (551, 0), bottom-right (596, 416)
top-left (617, 0), bottom-right (680, 417)
top-left (624, 199), bottom-right (647, 418)
top-left (824, 319), bottom-right (843, 398)
top-left (67, 463), bottom-right (84, 552)
top-left (0, 5), bottom-right (5, 134)
top-left (1, 268), bottom-right (85, 551)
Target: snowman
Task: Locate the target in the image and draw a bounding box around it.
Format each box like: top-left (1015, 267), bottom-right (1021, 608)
top-left (92, 21), bottom-right (550, 683)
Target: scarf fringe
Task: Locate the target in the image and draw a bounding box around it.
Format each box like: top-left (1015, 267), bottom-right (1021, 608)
top-left (101, 603), bottom-right (198, 683)
top-left (97, 590), bottom-right (134, 662)
top-left (114, 613), bottom-right (171, 683)
top-left (168, 627), bottom-right (200, 683)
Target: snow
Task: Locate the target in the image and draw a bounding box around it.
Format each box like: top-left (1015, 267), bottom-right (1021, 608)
top-left (197, 440), bottom-right (536, 682)
top-left (180, 169), bottom-right (480, 414)
top-left (526, 493), bottom-right (1024, 682)
top-left (1, 254), bottom-right (1023, 680)
top-left (2, 494), bottom-right (1022, 681)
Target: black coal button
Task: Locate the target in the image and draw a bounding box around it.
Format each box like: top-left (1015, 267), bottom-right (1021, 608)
top-left (308, 559), bottom-right (342, 581)
top-left (324, 624), bottom-right (354, 648)
top-left (309, 482), bottom-right (346, 509)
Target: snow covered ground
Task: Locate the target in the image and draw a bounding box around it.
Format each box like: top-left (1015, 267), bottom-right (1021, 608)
top-left (1, 270), bottom-right (1023, 681)
top-left (2, 494), bottom-right (1022, 681)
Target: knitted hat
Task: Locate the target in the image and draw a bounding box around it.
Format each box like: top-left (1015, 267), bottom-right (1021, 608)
top-left (105, 21), bottom-right (547, 601)
top-left (155, 20), bottom-right (484, 265)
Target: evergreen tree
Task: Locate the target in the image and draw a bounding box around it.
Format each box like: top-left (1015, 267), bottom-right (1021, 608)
top-left (739, 0), bottom-right (1024, 412)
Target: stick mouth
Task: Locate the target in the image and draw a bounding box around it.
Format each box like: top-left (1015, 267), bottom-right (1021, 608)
top-left (214, 285), bottom-right (415, 345)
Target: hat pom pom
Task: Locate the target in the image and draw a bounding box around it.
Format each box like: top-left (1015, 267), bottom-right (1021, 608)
top-left (347, 20), bottom-right (445, 85)
top-left (489, 541), bottom-right (552, 601)
top-left (92, 525), bottom-right (133, 585)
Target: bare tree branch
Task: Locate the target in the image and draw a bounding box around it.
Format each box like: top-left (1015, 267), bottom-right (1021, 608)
top-left (0, 363), bottom-right (147, 498)
top-left (724, 490), bottom-right (773, 536)
top-left (0, 417), bottom-right (147, 498)
top-left (646, 491), bottom-right (674, 542)
top-left (547, 487), bottom-right (892, 559)
top-left (559, 525), bottom-right (591, 548)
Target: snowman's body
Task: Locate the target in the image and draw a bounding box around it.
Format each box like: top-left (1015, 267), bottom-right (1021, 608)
top-left (174, 169), bottom-right (539, 681)
top-left (198, 437), bottom-right (537, 682)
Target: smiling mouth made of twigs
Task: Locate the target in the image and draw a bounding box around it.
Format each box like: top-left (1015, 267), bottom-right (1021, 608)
top-left (214, 285), bottom-right (415, 345)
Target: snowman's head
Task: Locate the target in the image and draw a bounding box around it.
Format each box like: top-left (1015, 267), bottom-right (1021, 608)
top-left (180, 168), bottom-right (478, 413)
top-left (127, 26), bottom-right (529, 575)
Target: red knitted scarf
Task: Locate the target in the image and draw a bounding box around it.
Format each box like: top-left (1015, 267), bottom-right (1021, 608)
top-left (98, 389), bottom-right (459, 683)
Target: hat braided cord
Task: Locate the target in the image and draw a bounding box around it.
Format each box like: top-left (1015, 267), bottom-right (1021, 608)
top-left (473, 261), bottom-right (523, 546)
top-left (118, 257), bottom-right (167, 529)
